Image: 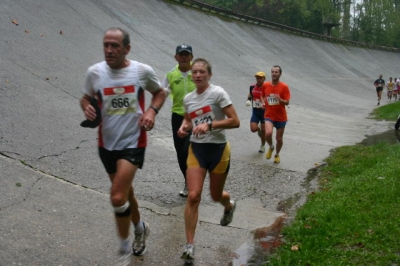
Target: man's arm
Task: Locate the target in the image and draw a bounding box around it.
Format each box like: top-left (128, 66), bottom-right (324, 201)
top-left (277, 97), bottom-right (290, 106)
top-left (161, 76), bottom-right (171, 97)
top-left (80, 94), bottom-right (97, 121)
top-left (246, 85), bottom-right (254, 106)
top-left (148, 88), bottom-right (166, 114)
top-left (274, 84), bottom-right (290, 106)
top-left (139, 88), bottom-right (167, 130)
top-left (248, 85), bottom-right (255, 100)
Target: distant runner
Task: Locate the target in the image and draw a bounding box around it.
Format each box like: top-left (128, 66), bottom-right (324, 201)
top-left (374, 74), bottom-right (385, 106)
top-left (261, 65), bottom-right (290, 164)
top-left (393, 78), bottom-right (399, 101)
top-left (162, 44), bottom-right (196, 197)
top-left (246, 71), bottom-right (266, 153)
top-left (386, 77), bottom-right (394, 101)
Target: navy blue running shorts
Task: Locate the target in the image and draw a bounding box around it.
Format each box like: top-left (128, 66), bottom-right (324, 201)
top-left (187, 142), bottom-right (230, 174)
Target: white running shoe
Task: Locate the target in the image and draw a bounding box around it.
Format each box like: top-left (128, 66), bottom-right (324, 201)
top-left (179, 184), bottom-right (188, 197)
top-left (259, 145), bottom-right (265, 153)
top-left (132, 221), bottom-right (150, 256)
top-left (180, 243), bottom-right (195, 263)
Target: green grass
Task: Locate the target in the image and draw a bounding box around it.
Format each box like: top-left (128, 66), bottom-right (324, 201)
top-left (371, 100), bottom-right (400, 121)
top-left (265, 102), bottom-right (400, 265)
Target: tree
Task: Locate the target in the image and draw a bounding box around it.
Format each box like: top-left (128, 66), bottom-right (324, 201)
top-left (200, 0), bottom-right (400, 48)
top-left (341, 0), bottom-right (352, 39)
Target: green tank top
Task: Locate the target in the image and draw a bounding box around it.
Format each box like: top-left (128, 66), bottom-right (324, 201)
top-left (166, 65), bottom-right (196, 116)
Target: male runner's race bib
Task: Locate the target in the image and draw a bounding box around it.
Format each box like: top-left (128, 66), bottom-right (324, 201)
top-left (103, 85), bottom-right (137, 115)
top-left (267, 94), bottom-right (279, 106)
top-left (252, 99), bottom-right (263, 108)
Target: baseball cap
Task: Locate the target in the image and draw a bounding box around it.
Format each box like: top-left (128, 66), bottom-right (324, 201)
top-left (176, 44), bottom-right (192, 54)
top-left (255, 71), bottom-right (266, 78)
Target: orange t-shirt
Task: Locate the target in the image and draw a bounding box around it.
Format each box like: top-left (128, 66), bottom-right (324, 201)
top-left (261, 81), bottom-right (290, 122)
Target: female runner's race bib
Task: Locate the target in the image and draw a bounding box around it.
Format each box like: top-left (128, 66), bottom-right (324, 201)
top-left (189, 105), bottom-right (216, 139)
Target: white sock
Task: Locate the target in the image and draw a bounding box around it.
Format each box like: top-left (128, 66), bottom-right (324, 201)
top-left (134, 220), bottom-right (144, 235)
top-left (119, 238), bottom-right (130, 252)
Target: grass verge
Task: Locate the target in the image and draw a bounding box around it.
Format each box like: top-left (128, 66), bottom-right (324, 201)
top-left (371, 100), bottom-right (400, 121)
top-left (266, 103), bottom-right (400, 265)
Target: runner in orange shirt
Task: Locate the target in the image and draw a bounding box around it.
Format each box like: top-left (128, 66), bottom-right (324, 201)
top-left (260, 65), bottom-right (290, 164)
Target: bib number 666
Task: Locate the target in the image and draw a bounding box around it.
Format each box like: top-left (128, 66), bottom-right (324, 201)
top-left (112, 97), bottom-right (130, 108)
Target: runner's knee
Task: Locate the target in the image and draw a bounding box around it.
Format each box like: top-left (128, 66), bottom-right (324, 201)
top-left (110, 192), bottom-right (128, 208)
top-left (187, 192), bottom-right (201, 206)
top-left (114, 201), bottom-right (131, 217)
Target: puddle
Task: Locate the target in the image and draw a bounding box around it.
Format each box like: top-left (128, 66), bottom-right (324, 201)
top-left (232, 217), bottom-right (285, 266)
top-left (359, 129), bottom-right (400, 146)
top-left (232, 164), bottom-right (322, 266)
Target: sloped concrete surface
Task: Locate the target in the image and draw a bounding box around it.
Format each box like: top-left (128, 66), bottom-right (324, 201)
top-left (0, 0), bottom-right (397, 265)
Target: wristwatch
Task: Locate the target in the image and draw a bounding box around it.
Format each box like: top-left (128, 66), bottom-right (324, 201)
top-left (149, 105), bottom-right (159, 114)
top-left (207, 120), bottom-right (212, 132)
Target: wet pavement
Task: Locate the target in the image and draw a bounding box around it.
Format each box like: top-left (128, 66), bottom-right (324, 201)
top-left (359, 128), bottom-right (400, 146)
top-left (0, 0), bottom-right (398, 265)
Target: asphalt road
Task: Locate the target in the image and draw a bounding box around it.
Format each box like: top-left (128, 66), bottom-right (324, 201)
top-left (0, 0), bottom-right (397, 265)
